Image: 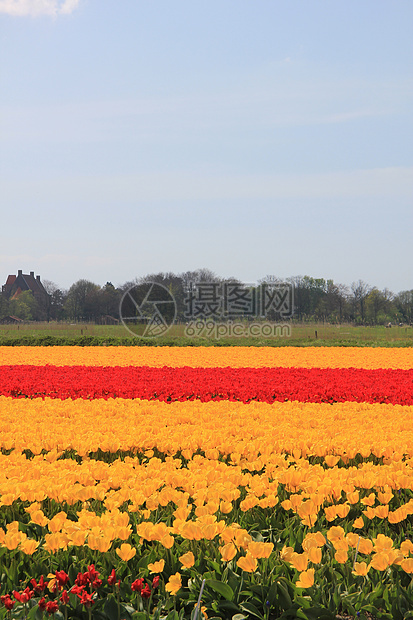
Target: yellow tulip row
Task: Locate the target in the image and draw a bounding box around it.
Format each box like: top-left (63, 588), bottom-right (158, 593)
top-left (1, 396), bottom-right (412, 462)
top-left (1, 345), bottom-right (413, 368)
top-left (282, 530), bottom-right (413, 583)
top-left (1, 438), bottom-right (413, 529)
top-left (2, 505), bottom-right (413, 578)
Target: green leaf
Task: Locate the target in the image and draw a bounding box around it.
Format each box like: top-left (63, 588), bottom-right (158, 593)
top-left (207, 561), bottom-right (221, 573)
top-left (206, 579), bottom-right (234, 601)
top-left (239, 602), bottom-right (264, 620)
top-left (265, 583), bottom-right (278, 607)
top-left (218, 601), bottom-right (242, 614)
top-left (296, 609), bottom-right (336, 620)
top-left (104, 595), bottom-right (120, 620)
top-left (232, 615), bottom-right (248, 620)
top-left (391, 600), bottom-right (403, 620)
top-left (26, 607), bottom-right (40, 620)
top-left (277, 581), bottom-right (292, 610)
top-left (238, 590), bottom-right (254, 597)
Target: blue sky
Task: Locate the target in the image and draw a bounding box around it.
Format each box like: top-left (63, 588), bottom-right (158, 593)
top-left (1, 0), bottom-right (412, 292)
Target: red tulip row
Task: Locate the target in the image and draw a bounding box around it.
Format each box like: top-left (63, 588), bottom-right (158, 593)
top-left (1, 365), bottom-right (412, 404)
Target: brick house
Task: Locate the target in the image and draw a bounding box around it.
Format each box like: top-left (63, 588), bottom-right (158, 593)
top-left (2, 270), bottom-right (48, 303)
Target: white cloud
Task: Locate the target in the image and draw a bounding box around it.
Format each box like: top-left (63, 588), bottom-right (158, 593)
top-left (0, 0), bottom-right (80, 16)
top-left (59, 0), bottom-right (79, 14)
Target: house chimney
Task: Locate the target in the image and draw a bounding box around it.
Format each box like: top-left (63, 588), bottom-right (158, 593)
top-left (36, 275), bottom-right (41, 281)
top-left (18, 269), bottom-right (22, 276)
top-left (30, 271), bottom-right (34, 277)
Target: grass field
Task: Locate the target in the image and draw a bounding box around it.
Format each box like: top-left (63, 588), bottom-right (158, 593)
top-left (0, 321), bottom-right (412, 347)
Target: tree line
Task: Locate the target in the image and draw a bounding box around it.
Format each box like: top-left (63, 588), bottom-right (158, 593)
top-left (1, 269), bottom-right (412, 326)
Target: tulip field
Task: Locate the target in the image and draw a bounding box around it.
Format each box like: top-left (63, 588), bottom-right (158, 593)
top-left (0, 346), bottom-right (413, 620)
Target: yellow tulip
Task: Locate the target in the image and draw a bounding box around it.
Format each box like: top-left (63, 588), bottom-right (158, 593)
top-left (400, 540), bottom-right (413, 557)
top-left (165, 573), bottom-right (182, 595)
top-left (236, 552), bottom-right (257, 573)
top-left (280, 546), bottom-right (294, 562)
top-left (289, 552), bottom-right (308, 572)
top-left (352, 561), bottom-right (370, 576)
top-left (20, 538), bottom-right (39, 555)
top-left (3, 532), bottom-right (20, 551)
top-left (327, 526), bottom-right (345, 543)
top-left (179, 551), bottom-right (195, 568)
top-left (401, 558), bottom-right (413, 574)
top-left (247, 541), bottom-right (274, 559)
top-left (219, 501), bottom-right (233, 514)
top-left (44, 533), bottom-right (68, 553)
top-left (116, 543), bottom-right (136, 562)
top-left (31, 510), bottom-right (49, 527)
top-left (370, 552), bottom-right (389, 571)
top-left (347, 491), bottom-right (359, 504)
top-left (308, 547), bottom-right (322, 564)
top-left (220, 543), bottom-right (237, 562)
top-left (357, 538), bottom-right (373, 555)
top-left (296, 568), bottom-right (315, 588)
top-left (334, 550), bottom-right (348, 564)
top-left (148, 559), bottom-right (165, 573)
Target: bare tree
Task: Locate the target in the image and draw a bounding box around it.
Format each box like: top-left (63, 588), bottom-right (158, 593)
top-left (351, 280), bottom-right (371, 323)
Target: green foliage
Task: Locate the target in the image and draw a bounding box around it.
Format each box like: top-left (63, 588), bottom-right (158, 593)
top-left (7, 291), bottom-right (39, 321)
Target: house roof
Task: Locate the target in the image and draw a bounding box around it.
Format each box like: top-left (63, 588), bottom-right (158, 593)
top-left (21, 273), bottom-right (46, 295)
top-left (2, 271), bottom-right (48, 298)
top-left (5, 275), bottom-right (16, 287)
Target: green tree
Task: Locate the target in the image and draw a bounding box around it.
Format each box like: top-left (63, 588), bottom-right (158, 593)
top-left (394, 290), bottom-right (413, 324)
top-left (64, 280), bottom-right (101, 322)
top-left (8, 291), bottom-right (39, 320)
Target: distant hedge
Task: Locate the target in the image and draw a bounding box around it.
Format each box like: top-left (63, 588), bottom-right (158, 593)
top-left (0, 335), bottom-right (411, 347)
